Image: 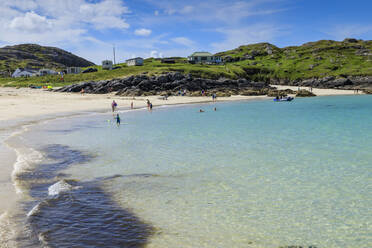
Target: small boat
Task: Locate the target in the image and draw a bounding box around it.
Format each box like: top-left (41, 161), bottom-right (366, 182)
top-left (273, 97), bottom-right (294, 102)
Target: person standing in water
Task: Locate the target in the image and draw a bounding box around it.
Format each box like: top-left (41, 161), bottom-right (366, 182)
top-left (112, 100), bottom-right (117, 112)
top-left (116, 114), bottom-right (121, 126)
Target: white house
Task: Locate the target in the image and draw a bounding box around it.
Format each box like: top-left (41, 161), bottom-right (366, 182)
top-left (126, 57), bottom-right (144, 66)
top-left (38, 69), bottom-right (58, 76)
top-left (102, 60), bottom-right (113, 70)
top-left (66, 67), bottom-right (81, 74)
top-left (12, 68), bottom-right (37, 78)
top-left (188, 52), bottom-right (222, 64)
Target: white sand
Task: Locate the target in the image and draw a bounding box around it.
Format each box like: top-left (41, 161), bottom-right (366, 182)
top-left (0, 87), bottom-right (269, 122)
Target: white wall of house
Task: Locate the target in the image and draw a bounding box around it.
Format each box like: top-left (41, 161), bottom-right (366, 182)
top-left (126, 58), bottom-right (144, 66)
top-left (102, 60), bottom-right (113, 70)
top-left (66, 67), bottom-right (81, 74)
top-left (12, 68), bottom-right (37, 77)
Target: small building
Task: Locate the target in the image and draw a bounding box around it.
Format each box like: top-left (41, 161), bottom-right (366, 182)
top-left (188, 52), bottom-right (222, 64)
top-left (66, 67), bottom-right (81, 74)
top-left (161, 58), bottom-right (176, 64)
top-left (102, 60), bottom-right (113, 70)
top-left (12, 68), bottom-right (37, 78)
top-left (126, 57), bottom-right (144, 66)
top-left (38, 69), bottom-right (58, 76)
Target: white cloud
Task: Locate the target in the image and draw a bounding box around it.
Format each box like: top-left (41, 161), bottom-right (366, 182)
top-left (150, 50), bottom-right (163, 58)
top-left (172, 37), bottom-right (195, 47)
top-left (135, 28), bottom-right (152, 36)
top-left (324, 24), bottom-right (372, 40)
top-left (9, 11), bottom-right (53, 32)
top-left (0, 0), bottom-right (130, 46)
top-left (211, 24), bottom-right (286, 52)
top-left (180, 5), bottom-right (194, 14)
top-left (154, 10), bottom-right (159, 16)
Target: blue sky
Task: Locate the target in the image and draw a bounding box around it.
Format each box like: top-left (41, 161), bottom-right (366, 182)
top-left (0, 0), bottom-right (371, 64)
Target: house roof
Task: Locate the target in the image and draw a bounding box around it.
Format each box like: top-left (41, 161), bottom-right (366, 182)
top-left (126, 57), bottom-right (143, 61)
top-left (190, 52), bottom-right (213, 57)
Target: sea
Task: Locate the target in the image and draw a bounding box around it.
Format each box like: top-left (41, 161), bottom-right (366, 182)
top-left (0, 95), bottom-right (371, 248)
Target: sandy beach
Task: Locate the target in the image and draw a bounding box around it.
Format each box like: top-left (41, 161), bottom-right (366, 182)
top-left (272, 85), bottom-right (360, 96)
top-left (0, 86), bottom-right (361, 124)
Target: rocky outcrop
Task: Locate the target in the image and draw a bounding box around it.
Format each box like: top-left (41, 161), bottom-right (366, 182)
top-left (296, 89), bottom-right (316, 97)
top-left (56, 72), bottom-right (270, 96)
top-left (270, 76), bottom-right (372, 90)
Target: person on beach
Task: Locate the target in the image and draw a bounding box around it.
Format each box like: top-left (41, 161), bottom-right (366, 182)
top-left (116, 114), bottom-right (121, 126)
top-left (146, 99), bottom-right (150, 109)
top-left (131, 102), bottom-right (134, 109)
top-left (212, 93), bottom-right (217, 102)
top-left (150, 103), bottom-right (153, 110)
top-left (112, 100), bottom-right (117, 112)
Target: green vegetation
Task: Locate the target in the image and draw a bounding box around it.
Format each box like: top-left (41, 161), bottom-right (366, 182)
top-left (0, 39), bottom-right (371, 87)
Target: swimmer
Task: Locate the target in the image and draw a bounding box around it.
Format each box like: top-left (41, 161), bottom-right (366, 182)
top-left (214, 107), bottom-right (217, 111)
top-left (116, 114), bottom-right (121, 126)
top-left (199, 109), bottom-right (204, 113)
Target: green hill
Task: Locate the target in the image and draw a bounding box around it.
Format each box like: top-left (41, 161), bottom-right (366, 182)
top-left (0, 39), bottom-right (371, 88)
top-left (215, 38), bottom-right (372, 81)
top-left (0, 44), bottom-right (95, 77)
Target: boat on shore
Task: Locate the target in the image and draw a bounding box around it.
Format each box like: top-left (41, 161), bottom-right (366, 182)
top-left (274, 96), bottom-right (294, 102)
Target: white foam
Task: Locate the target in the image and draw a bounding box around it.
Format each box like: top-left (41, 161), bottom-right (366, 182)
top-left (48, 180), bottom-right (80, 196)
top-left (27, 202), bottom-right (42, 217)
top-left (11, 147), bottom-right (43, 194)
top-left (0, 212), bottom-right (16, 247)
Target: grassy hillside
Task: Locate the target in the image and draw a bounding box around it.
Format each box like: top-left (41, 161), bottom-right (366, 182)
top-left (0, 44), bottom-right (95, 77)
top-left (0, 39), bottom-right (371, 87)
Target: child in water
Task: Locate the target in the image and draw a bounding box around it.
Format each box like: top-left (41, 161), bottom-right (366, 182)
top-left (116, 114), bottom-right (120, 126)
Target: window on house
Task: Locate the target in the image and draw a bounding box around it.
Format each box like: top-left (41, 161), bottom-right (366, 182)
top-left (201, 57), bottom-right (207, 60)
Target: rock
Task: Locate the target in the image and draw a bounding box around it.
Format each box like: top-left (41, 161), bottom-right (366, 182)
top-left (296, 89), bottom-right (316, 97)
top-left (343, 38), bottom-right (358, 43)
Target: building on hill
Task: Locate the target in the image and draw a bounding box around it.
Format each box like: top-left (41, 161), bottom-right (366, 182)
top-left (188, 52), bottom-right (222, 64)
top-left (161, 58), bottom-right (176, 64)
top-left (66, 67), bottom-right (81, 74)
top-left (38, 69), bottom-right (58, 76)
top-left (12, 68), bottom-right (37, 78)
top-left (102, 60), bottom-right (113, 70)
top-left (126, 57), bottom-right (144, 66)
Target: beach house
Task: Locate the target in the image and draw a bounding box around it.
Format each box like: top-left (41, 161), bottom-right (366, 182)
top-left (12, 68), bottom-right (37, 78)
top-left (102, 60), bottom-right (113, 70)
top-left (38, 69), bottom-right (58, 76)
top-left (126, 57), bottom-right (144, 66)
top-left (188, 52), bottom-right (222, 64)
top-left (66, 67), bottom-right (81, 74)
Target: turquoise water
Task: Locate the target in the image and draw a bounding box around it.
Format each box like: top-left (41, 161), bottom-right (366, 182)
top-left (8, 95), bottom-right (372, 247)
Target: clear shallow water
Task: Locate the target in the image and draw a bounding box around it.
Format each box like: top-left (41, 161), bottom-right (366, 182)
top-left (5, 95), bottom-right (372, 247)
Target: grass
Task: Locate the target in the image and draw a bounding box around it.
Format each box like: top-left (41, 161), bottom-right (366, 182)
top-left (1, 39), bottom-right (371, 87)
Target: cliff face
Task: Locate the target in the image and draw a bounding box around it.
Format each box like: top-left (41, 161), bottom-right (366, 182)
top-left (0, 44), bottom-right (95, 76)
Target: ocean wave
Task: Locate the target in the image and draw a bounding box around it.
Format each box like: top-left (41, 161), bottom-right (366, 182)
top-left (12, 147), bottom-right (43, 194)
top-left (48, 180), bottom-right (81, 196)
